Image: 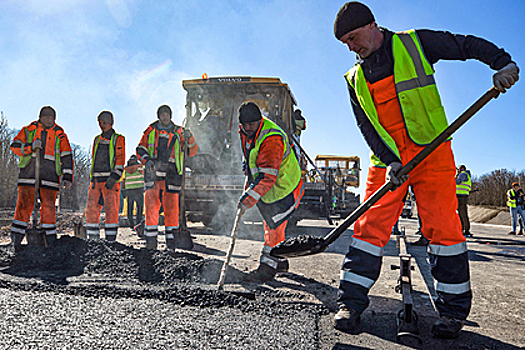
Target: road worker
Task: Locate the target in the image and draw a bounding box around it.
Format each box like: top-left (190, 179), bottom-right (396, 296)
top-left (136, 105), bottom-right (198, 250)
top-left (10, 106), bottom-right (74, 249)
top-left (333, 1), bottom-right (519, 338)
top-left (456, 165), bottom-right (472, 237)
top-left (238, 101), bottom-right (305, 281)
top-left (507, 182), bottom-right (525, 235)
top-left (85, 111), bottom-right (125, 241)
top-left (122, 155), bottom-right (144, 233)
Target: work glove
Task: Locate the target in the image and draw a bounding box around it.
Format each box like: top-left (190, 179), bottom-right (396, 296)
top-left (386, 162), bottom-right (408, 190)
top-left (105, 176), bottom-right (116, 190)
top-left (183, 129), bottom-right (192, 140)
top-left (32, 139), bottom-right (42, 151)
top-left (62, 180), bottom-right (72, 189)
top-left (493, 62), bottom-right (519, 93)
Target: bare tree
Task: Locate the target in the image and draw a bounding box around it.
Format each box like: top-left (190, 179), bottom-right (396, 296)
top-left (0, 112), bottom-right (20, 208)
top-left (60, 144), bottom-right (90, 211)
top-left (470, 169), bottom-right (522, 207)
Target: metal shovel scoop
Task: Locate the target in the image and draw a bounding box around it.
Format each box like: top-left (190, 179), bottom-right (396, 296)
top-left (271, 87), bottom-right (500, 259)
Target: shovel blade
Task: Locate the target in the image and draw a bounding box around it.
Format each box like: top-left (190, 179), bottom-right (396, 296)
top-left (25, 228), bottom-right (46, 246)
top-left (270, 235), bottom-right (328, 258)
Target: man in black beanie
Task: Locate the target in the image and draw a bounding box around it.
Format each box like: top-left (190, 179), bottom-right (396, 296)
top-left (238, 101), bottom-right (304, 282)
top-left (332, 1), bottom-right (519, 338)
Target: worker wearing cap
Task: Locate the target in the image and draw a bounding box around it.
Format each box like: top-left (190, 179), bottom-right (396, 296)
top-left (10, 106), bottom-right (74, 249)
top-left (456, 165), bottom-right (472, 237)
top-left (122, 155), bottom-right (144, 233)
top-left (85, 111), bottom-right (125, 241)
top-left (238, 101), bottom-right (305, 281)
top-left (333, 1), bottom-right (519, 338)
top-left (507, 182), bottom-right (525, 235)
top-left (136, 104), bottom-right (198, 250)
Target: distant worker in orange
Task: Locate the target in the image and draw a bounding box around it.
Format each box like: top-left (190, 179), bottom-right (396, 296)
top-left (136, 105), bottom-right (198, 250)
top-left (85, 111), bottom-right (125, 241)
top-left (238, 101), bottom-right (304, 281)
top-left (10, 106), bottom-right (74, 249)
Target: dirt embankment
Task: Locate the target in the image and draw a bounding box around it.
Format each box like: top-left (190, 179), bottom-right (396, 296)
top-left (468, 205), bottom-right (510, 226)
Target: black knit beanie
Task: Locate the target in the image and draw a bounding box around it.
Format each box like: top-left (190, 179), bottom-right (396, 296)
top-left (39, 106), bottom-right (56, 119)
top-left (157, 105), bottom-right (172, 118)
top-left (97, 111), bottom-right (114, 126)
top-left (334, 2), bottom-right (375, 40)
top-left (238, 102), bottom-right (262, 123)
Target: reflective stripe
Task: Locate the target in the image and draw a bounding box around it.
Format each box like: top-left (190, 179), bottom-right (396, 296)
top-left (165, 225), bottom-right (179, 231)
top-left (436, 280), bottom-right (471, 294)
top-left (247, 188), bottom-right (261, 201)
top-left (351, 237), bottom-right (384, 257)
top-left (18, 179), bottom-right (35, 185)
top-left (188, 141), bottom-right (196, 148)
top-left (260, 255), bottom-right (278, 269)
top-left (340, 270), bottom-right (375, 289)
top-left (13, 220), bottom-right (28, 227)
top-left (61, 151), bottom-right (72, 157)
top-left (93, 172), bottom-right (111, 177)
top-left (62, 169), bottom-right (73, 175)
top-left (428, 242), bottom-right (467, 256)
top-left (145, 181), bottom-right (155, 188)
top-left (145, 231), bottom-right (158, 238)
top-left (145, 225), bottom-right (158, 230)
top-left (138, 145), bottom-right (149, 153)
top-left (45, 230), bottom-right (56, 235)
top-left (11, 226), bottom-right (26, 234)
top-left (41, 223), bottom-right (56, 229)
top-left (165, 232), bottom-right (174, 239)
top-left (105, 223), bottom-right (119, 229)
top-left (44, 154), bottom-right (55, 161)
top-left (167, 185), bottom-right (181, 191)
top-left (41, 180), bottom-right (59, 189)
top-left (258, 167), bottom-right (279, 176)
top-left (396, 33), bottom-right (436, 93)
top-left (156, 171), bottom-right (167, 177)
top-left (261, 245), bottom-right (272, 255)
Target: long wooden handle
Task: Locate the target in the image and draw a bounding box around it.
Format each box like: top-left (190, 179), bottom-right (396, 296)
top-left (217, 208), bottom-right (244, 290)
top-left (323, 87), bottom-right (500, 246)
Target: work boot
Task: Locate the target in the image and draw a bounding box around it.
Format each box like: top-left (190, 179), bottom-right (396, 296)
top-left (431, 316), bottom-right (465, 339)
top-left (165, 230), bottom-right (176, 250)
top-left (508, 231), bottom-right (516, 235)
top-left (11, 233), bottom-right (24, 252)
top-left (246, 262), bottom-right (277, 282)
top-left (176, 229), bottom-right (194, 250)
top-left (105, 234), bottom-right (117, 241)
top-left (145, 236), bottom-right (158, 250)
top-left (518, 230), bottom-right (524, 236)
top-left (334, 307), bottom-right (361, 332)
top-left (134, 221), bottom-right (145, 239)
top-left (410, 235), bottom-right (430, 246)
top-left (45, 234), bottom-right (57, 247)
top-left (276, 258), bottom-right (289, 273)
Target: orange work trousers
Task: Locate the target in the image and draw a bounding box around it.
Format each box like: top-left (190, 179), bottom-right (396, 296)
top-left (145, 180), bottom-right (179, 233)
top-left (354, 132), bottom-right (464, 248)
top-left (14, 185), bottom-right (57, 227)
top-left (85, 181), bottom-right (121, 226)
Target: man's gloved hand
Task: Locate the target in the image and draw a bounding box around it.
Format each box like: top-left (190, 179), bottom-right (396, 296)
top-left (386, 162), bottom-right (408, 189)
top-left (32, 139), bottom-right (42, 151)
top-left (183, 129), bottom-right (192, 140)
top-left (62, 180), bottom-right (72, 189)
top-left (105, 177), bottom-right (116, 190)
top-left (145, 160), bottom-right (155, 174)
top-left (493, 62), bottom-right (519, 93)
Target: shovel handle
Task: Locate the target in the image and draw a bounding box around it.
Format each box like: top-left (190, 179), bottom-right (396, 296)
top-left (217, 207), bottom-right (244, 290)
top-left (323, 87), bottom-right (500, 246)
top-left (33, 148), bottom-right (41, 222)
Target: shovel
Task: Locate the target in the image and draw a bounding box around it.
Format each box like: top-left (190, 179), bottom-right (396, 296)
top-left (217, 207), bottom-right (244, 291)
top-left (270, 87), bottom-right (500, 259)
top-left (25, 147), bottom-right (48, 247)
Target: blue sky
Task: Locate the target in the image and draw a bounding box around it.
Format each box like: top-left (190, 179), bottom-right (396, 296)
top-left (0, 0), bottom-right (523, 198)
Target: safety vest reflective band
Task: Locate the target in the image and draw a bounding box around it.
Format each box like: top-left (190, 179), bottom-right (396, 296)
top-left (248, 118), bottom-right (301, 204)
top-left (148, 129), bottom-right (183, 175)
top-left (124, 170), bottom-right (144, 189)
top-left (19, 127), bottom-right (63, 176)
top-left (508, 189), bottom-right (517, 208)
top-left (90, 133), bottom-right (122, 179)
top-left (345, 29), bottom-right (448, 167)
top-left (456, 171), bottom-right (471, 195)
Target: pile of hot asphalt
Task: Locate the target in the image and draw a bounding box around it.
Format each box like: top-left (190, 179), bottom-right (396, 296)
top-left (0, 236), bottom-right (325, 349)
